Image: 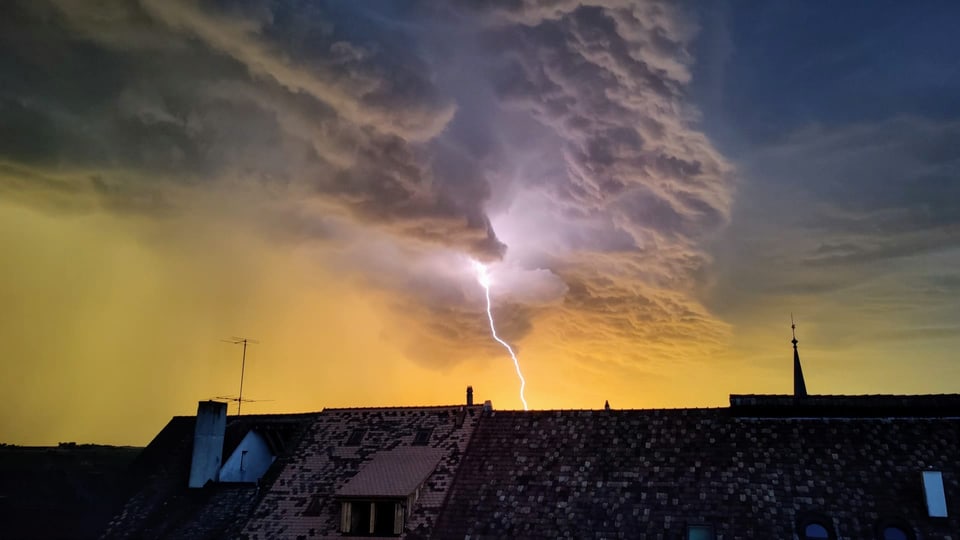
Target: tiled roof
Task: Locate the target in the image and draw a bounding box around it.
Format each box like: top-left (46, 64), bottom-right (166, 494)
top-left (104, 395), bottom-right (960, 539)
top-left (433, 408), bottom-right (960, 539)
top-left (0, 444), bottom-right (139, 540)
top-left (336, 447), bottom-right (445, 498)
top-left (242, 405), bottom-right (483, 540)
top-left (102, 412), bottom-right (318, 540)
top-left (730, 393), bottom-right (960, 416)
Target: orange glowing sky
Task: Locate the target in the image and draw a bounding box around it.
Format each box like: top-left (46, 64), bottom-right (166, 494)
top-left (3, 1), bottom-right (960, 445)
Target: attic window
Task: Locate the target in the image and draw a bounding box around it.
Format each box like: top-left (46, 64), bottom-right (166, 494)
top-left (804, 524), bottom-right (830, 539)
top-left (800, 521), bottom-right (834, 540)
top-left (303, 495), bottom-right (322, 517)
top-left (412, 428), bottom-right (433, 446)
top-left (922, 470), bottom-right (948, 517)
top-left (345, 429), bottom-right (366, 446)
top-left (880, 526), bottom-right (911, 540)
top-left (340, 500), bottom-right (403, 536)
top-left (687, 524), bottom-right (715, 540)
top-left (797, 515), bottom-right (835, 540)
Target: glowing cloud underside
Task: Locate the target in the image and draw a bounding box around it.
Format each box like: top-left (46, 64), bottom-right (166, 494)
top-left (473, 261), bottom-right (529, 410)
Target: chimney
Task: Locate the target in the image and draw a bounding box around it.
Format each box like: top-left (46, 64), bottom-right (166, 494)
top-left (466, 386), bottom-right (474, 406)
top-left (188, 400), bottom-right (227, 488)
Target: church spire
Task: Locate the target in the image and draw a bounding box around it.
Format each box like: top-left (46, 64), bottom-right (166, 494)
top-left (792, 314), bottom-right (808, 398)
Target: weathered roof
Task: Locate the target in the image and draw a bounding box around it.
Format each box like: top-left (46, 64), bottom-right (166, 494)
top-left (0, 444), bottom-right (140, 540)
top-left (433, 408), bottom-right (960, 539)
top-left (336, 447), bottom-right (445, 498)
top-left (242, 405), bottom-right (483, 540)
top-left (730, 393), bottom-right (960, 416)
top-left (102, 412), bottom-right (318, 540)
top-left (103, 394), bottom-right (960, 539)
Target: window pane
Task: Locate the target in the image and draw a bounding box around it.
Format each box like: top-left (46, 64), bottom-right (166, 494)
top-left (804, 523), bottom-right (830, 539)
top-left (345, 429), bottom-right (365, 446)
top-left (413, 428), bottom-right (433, 446)
top-left (923, 471), bottom-right (948, 517)
top-left (339, 501), bottom-right (351, 532)
top-left (688, 525), bottom-right (715, 540)
top-left (373, 501), bottom-right (396, 535)
top-left (883, 527), bottom-right (908, 540)
top-left (350, 502), bottom-right (371, 535)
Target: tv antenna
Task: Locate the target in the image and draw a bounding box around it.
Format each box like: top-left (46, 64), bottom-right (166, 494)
top-left (212, 395), bottom-right (274, 408)
top-left (221, 337), bottom-right (259, 416)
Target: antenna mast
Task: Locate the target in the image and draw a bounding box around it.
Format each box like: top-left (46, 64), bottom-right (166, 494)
top-left (221, 337), bottom-right (259, 416)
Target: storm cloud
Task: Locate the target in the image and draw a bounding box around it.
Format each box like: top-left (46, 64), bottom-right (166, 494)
top-left (0, 0), bottom-right (733, 376)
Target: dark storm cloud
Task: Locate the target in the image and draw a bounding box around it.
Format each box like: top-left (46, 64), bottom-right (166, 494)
top-left (0, 0), bottom-right (735, 370)
top-left (0, 0), bottom-right (506, 259)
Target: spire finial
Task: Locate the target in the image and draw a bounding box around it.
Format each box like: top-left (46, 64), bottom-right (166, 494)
top-left (791, 313), bottom-right (798, 347)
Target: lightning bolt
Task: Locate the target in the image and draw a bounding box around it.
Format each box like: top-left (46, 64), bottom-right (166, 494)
top-left (473, 261), bottom-right (529, 411)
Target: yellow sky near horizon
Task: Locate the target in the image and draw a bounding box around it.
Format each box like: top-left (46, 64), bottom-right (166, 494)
top-left (0, 200), bottom-right (720, 445)
top-left (4, 199), bottom-right (959, 446)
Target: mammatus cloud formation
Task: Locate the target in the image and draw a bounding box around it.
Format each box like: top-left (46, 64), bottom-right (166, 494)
top-left (0, 0), bottom-right (736, 442)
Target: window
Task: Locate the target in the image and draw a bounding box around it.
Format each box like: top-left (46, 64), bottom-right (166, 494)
top-left (687, 524), bottom-right (715, 540)
top-left (412, 428), bottom-right (433, 446)
top-left (303, 494), bottom-right (322, 517)
top-left (922, 470), bottom-right (948, 517)
top-left (345, 429), bottom-right (366, 446)
top-left (804, 523), bottom-right (830, 539)
top-left (881, 527), bottom-right (909, 540)
top-left (797, 516), bottom-right (835, 540)
top-left (340, 500), bottom-right (403, 536)
top-left (875, 520), bottom-right (915, 540)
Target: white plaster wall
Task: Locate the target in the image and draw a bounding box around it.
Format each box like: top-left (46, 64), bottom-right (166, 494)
top-left (219, 430), bottom-right (276, 483)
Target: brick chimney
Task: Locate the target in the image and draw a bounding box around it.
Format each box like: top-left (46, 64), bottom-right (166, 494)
top-left (466, 386), bottom-right (474, 406)
top-left (188, 400), bottom-right (227, 488)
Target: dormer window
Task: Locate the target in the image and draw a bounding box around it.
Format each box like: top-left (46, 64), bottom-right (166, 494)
top-left (881, 526), bottom-right (910, 540)
top-left (303, 495), bottom-right (322, 517)
top-left (346, 429), bottom-right (366, 446)
top-left (340, 500), bottom-right (403, 536)
top-left (876, 519), bottom-right (915, 540)
top-left (804, 523), bottom-right (830, 539)
top-left (797, 517), bottom-right (835, 540)
top-left (687, 524), bottom-right (715, 540)
top-left (412, 428), bottom-right (433, 446)
top-left (335, 448), bottom-right (444, 538)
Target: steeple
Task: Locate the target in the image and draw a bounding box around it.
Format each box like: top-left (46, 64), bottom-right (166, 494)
top-left (792, 315), bottom-right (808, 398)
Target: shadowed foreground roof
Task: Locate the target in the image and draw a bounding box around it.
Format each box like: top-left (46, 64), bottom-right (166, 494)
top-left (433, 408), bottom-right (960, 539)
top-left (102, 412), bottom-right (318, 540)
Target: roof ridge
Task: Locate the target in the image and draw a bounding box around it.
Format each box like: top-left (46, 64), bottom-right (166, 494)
top-left (321, 404), bottom-right (482, 411)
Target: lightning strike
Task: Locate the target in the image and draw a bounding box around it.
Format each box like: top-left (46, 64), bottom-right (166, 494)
top-left (472, 261), bottom-right (529, 411)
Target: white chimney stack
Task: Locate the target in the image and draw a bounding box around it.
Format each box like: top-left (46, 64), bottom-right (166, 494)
top-left (188, 400), bottom-right (227, 488)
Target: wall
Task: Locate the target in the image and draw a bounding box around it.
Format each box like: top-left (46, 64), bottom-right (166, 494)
top-left (219, 431), bottom-right (275, 483)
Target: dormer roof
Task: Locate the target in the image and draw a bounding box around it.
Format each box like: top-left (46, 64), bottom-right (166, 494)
top-left (336, 447), bottom-right (445, 498)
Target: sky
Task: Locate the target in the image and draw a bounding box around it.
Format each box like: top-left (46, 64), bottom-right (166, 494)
top-left (2, 0), bottom-right (959, 446)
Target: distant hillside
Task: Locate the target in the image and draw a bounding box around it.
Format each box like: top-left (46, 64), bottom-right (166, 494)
top-left (0, 443), bottom-right (142, 540)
